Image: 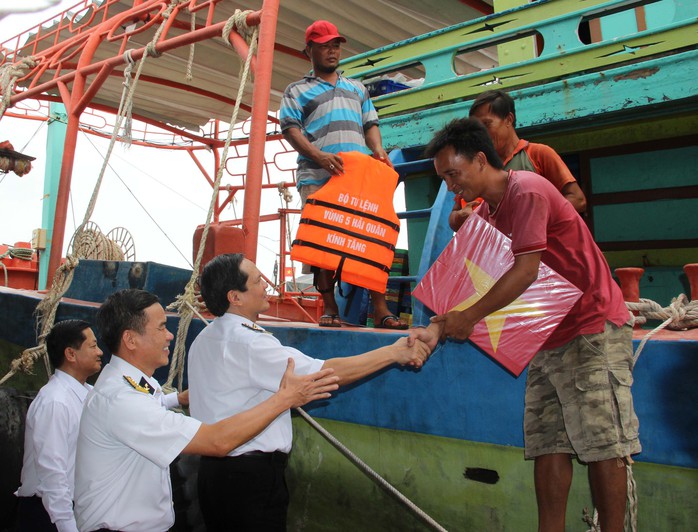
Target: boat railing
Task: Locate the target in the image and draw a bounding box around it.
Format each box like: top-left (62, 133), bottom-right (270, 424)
top-left (341, 0), bottom-right (698, 120)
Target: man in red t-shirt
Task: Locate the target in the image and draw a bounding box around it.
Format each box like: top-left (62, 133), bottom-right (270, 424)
top-left (413, 118), bottom-right (639, 532)
top-left (449, 90), bottom-right (586, 232)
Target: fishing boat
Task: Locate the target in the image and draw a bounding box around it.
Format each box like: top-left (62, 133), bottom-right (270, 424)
top-left (1, 0), bottom-right (697, 530)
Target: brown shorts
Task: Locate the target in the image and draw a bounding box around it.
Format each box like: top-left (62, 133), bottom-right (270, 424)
top-left (523, 322), bottom-right (641, 462)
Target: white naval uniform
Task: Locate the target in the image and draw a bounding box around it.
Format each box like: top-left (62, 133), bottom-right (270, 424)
top-left (188, 313), bottom-right (324, 454)
top-left (74, 356), bottom-right (201, 532)
top-left (16, 370), bottom-right (91, 532)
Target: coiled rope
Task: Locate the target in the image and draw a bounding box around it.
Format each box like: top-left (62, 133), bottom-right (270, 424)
top-left (0, 245), bottom-right (36, 287)
top-left (71, 229), bottom-right (125, 261)
top-left (627, 294), bottom-right (698, 363)
top-left (163, 9), bottom-right (259, 394)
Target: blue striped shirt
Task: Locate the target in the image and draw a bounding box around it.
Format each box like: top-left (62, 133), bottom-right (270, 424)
top-left (280, 72), bottom-right (379, 188)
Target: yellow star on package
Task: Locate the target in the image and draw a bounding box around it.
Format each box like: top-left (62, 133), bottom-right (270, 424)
top-left (413, 214), bottom-right (582, 376)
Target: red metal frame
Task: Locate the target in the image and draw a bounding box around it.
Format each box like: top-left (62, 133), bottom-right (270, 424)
top-left (0, 0), bottom-right (324, 319)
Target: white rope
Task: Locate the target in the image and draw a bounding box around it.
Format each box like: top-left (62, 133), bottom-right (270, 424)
top-left (582, 459), bottom-right (637, 532)
top-left (164, 9), bottom-right (258, 393)
top-left (626, 294), bottom-right (698, 363)
top-left (186, 11), bottom-right (196, 82)
top-left (0, 56), bottom-right (37, 120)
top-left (625, 462), bottom-right (638, 531)
top-left (295, 407), bottom-right (448, 531)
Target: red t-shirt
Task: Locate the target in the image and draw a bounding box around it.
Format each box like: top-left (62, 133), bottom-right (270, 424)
top-left (478, 170), bottom-right (629, 349)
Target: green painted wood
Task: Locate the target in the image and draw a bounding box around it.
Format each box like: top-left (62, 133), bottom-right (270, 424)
top-left (377, 50), bottom-right (698, 151)
top-left (40, 103), bottom-right (68, 290)
top-left (594, 199), bottom-right (698, 242)
top-left (343, 0), bottom-right (653, 79)
top-left (534, 114), bottom-right (698, 154)
top-left (604, 248), bottom-right (698, 269)
top-left (403, 174), bottom-right (441, 278)
top-left (590, 146), bottom-right (698, 194)
top-left (370, 20), bottom-right (698, 118)
top-left (288, 417), bottom-right (698, 531)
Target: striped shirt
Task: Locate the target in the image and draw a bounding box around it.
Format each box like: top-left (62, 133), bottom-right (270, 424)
top-left (280, 72), bottom-right (379, 188)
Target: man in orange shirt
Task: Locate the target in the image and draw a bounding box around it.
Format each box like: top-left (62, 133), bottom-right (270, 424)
top-left (449, 90), bottom-right (586, 231)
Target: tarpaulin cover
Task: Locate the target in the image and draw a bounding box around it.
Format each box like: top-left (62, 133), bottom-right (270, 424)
top-left (413, 214), bottom-right (582, 376)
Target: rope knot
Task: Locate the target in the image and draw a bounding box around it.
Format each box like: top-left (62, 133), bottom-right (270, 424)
top-left (222, 10), bottom-right (255, 47)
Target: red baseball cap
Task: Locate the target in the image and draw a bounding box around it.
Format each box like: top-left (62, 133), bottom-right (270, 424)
top-left (305, 20), bottom-right (346, 45)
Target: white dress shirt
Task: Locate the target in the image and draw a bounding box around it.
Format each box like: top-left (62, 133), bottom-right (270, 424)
top-left (16, 370), bottom-right (91, 532)
top-left (188, 313), bottom-right (323, 455)
top-left (74, 356), bottom-right (201, 532)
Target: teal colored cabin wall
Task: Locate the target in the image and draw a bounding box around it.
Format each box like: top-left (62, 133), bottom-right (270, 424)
top-left (402, 174), bottom-right (441, 278)
top-left (589, 146), bottom-right (697, 194)
top-left (599, 0), bottom-right (684, 38)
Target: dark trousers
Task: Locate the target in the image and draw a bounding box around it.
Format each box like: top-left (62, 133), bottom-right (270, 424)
top-left (16, 496), bottom-right (58, 532)
top-left (198, 452), bottom-right (289, 531)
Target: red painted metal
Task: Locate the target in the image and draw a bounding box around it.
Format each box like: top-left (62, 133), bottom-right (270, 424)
top-left (241, 0), bottom-right (280, 262)
top-left (684, 264), bottom-right (698, 301)
top-left (40, 4), bottom-right (265, 280)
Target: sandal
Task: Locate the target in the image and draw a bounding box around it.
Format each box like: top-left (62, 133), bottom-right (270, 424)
top-left (375, 314), bottom-right (408, 330)
top-left (319, 314), bottom-right (342, 328)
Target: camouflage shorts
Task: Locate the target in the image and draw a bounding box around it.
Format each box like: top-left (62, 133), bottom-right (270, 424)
top-left (524, 321), bottom-right (641, 462)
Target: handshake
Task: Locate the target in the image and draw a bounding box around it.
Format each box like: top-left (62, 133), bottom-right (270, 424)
top-left (393, 320), bottom-right (446, 369)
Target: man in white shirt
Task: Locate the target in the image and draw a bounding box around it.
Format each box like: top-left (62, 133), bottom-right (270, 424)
top-left (74, 288), bottom-right (339, 532)
top-left (16, 319), bottom-right (103, 532)
top-left (188, 253), bottom-right (431, 531)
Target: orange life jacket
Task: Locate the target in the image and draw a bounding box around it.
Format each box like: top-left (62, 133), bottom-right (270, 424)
top-left (291, 151), bottom-right (400, 293)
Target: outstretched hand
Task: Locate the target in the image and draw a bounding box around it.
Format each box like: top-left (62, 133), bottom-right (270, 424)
top-left (278, 358), bottom-right (339, 408)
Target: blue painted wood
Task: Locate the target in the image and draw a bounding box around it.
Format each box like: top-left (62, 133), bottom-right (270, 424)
top-left (269, 325), bottom-right (698, 470)
top-left (62, 259), bottom-right (191, 308)
top-left (2, 282), bottom-right (696, 469)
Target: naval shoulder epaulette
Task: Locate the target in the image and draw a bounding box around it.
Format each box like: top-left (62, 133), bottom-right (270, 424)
top-left (124, 375), bottom-right (151, 394)
top-left (241, 322), bottom-right (273, 334)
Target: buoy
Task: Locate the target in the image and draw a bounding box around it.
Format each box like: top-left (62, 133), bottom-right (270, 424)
top-left (615, 267), bottom-right (644, 327)
top-left (683, 264), bottom-right (698, 301)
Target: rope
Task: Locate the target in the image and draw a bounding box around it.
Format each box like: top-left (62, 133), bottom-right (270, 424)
top-left (0, 56), bottom-right (37, 120)
top-left (0, 245), bottom-right (35, 287)
top-left (186, 11), bottom-right (196, 82)
top-left (0, 1), bottom-right (184, 386)
top-left (625, 462), bottom-right (638, 531)
top-left (163, 9), bottom-right (258, 393)
top-left (118, 50), bottom-right (137, 146)
top-left (582, 460), bottom-right (637, 532)
top-left (295, 407), bottom-right (448, 531)
top-left (9, 246), bottom-right (34, 261)
top-left (72, 229), bottom-right (125, 261)
top-left (626, 294), bottom-right (698, 363)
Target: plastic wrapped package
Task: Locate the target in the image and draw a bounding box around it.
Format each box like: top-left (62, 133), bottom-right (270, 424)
top-left (413, 214), bottom-right (582, 376)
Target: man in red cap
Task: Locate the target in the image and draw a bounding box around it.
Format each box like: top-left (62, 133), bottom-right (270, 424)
top-left (280, 20), bottom-right (408, 330)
